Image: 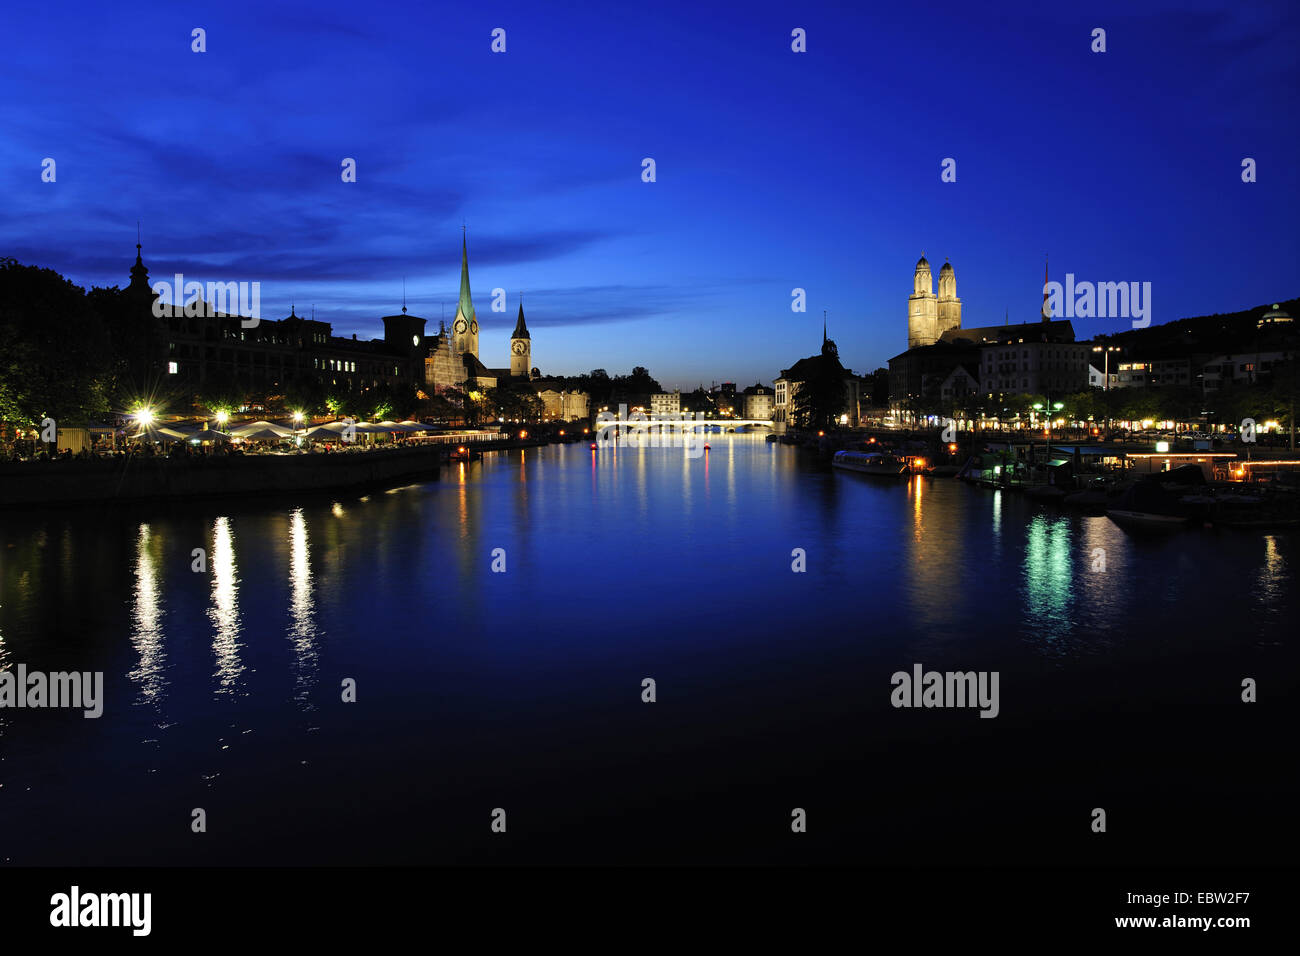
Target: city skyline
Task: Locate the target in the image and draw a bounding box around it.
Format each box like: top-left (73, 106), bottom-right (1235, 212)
top-left (1, 0), bottom-right (1297, 926)
top-left (2, 0), bottom-right (1297, 386)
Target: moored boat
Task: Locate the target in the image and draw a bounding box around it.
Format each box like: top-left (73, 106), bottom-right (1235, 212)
top-left (1026, 483), bottom-right (1068, 501)
top-left (1107, 479), bottom-right (1189, 529)
top-left (831, 450), bottom-right (910, 477)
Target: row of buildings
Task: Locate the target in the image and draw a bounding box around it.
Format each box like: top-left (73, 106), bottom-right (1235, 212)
top-left (121, 236), bottom-right (590, 421)
top-left (886, 256), bottom-right (1295, 419)
top-left (649, 385), bottom-right (775, 421)
top-left (763, 255), bottom-right (1295, 429)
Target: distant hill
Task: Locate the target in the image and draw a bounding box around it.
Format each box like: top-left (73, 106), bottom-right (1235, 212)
top-left (1096, 297), bottom-right (1299, 358)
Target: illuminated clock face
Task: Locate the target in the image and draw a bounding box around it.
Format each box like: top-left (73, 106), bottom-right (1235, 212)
top-left (454, 319), bottom-right (467, 334)
top-left (411, 334), bottom-right (420, 346)
top-left (470, 320), bottom-right (478, 335)
top-left (512, 341), bottom-right (526, 354)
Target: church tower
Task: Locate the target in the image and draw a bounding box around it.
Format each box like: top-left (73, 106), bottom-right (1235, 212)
top-left (124, 235), bottom-right (168, 380)
top-left (510, 296), bottom-right (531, 379)
top-left (907, 254), bottom-right (939, 348)
top-left (451, 232), bottom-right (479, 357)
top-left (936, 258), bottom-right (962, 338)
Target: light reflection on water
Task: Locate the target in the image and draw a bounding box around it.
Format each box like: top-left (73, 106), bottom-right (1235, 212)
top-left (209, 516), bottom-right (244, 696)
top-left (287, 508), bottom-right (318, 709)
top-left (129, 523), bottom-right (167, 709)
top-left (1022, 514), bottom-right (1074, 651)
top-left (0, 435), bottom-right (1294, 864)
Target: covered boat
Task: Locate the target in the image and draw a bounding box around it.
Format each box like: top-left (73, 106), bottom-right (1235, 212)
top-left (1107, 478), bottom-right (1189, 529)
top-left (832, 450), bottom-right (910, 477)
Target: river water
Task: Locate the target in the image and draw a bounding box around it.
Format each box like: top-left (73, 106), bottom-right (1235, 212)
top-left (1, 435), bottom-right (1294, 864)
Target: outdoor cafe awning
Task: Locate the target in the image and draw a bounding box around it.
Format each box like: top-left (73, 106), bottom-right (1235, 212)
top-left (303, 421), bottom-right (387, 436)
top-left (130, 424), bottom-right (191, 441)
top-left (230, 425), bottom-right (294, 441)
top-left (304, 421), bottom-right (351, 436)
top-left (229, 420), bottom-right (295, 438)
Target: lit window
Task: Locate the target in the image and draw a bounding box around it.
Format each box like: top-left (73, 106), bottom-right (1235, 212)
top-left (168, 361), bottom-right (179, 374)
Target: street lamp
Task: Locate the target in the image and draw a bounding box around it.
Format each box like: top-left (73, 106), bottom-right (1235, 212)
top-left (1033, 401), bottom-right (1064, 442)
top-left (1093, 345), bottom-right (1121, 391)
top-left (1093, 345), bottom-right (1121, 435)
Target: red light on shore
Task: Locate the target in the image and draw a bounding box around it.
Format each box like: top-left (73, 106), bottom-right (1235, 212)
top-left (704, 444), bottom-right (710, 451)
top-left (589, 442), bottom-right (597, 449)
top-left (458, 446), bottom-right (465, 453)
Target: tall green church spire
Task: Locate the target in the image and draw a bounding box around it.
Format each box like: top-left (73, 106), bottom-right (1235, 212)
top-left (451, 229), bottom-right (479, 357)
top-left (457, 233), bottom-right (476, 323)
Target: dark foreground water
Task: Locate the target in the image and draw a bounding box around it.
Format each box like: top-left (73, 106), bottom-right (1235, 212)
top-left (1, 436), bottom-right (1295, 865)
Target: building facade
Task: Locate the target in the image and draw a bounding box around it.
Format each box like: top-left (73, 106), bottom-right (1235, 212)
top-left (1201, 351), bottom-right (1290, 393)
top-left (651, 391), bottom-right (681, 416)
top-left (535, 385), bottom-right (590, 421)
top-left (124, 242), bottom-right (427, 401)
top-left (774, 328), bottom-right (862, 428)
top-left (908, 255), bottom-right (963, 348)
top-left (742, 384), bottom-right (773, 421)
top-left (978, 334), bottom-right (1091, 397)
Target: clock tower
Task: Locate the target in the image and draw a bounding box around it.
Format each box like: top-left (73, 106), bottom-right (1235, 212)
top-left (451, 232), bottom-right (479, 357)
top-left (382, 305), bottom-right (427, 356)
top-left (510, 297), bottom-right (531, 379)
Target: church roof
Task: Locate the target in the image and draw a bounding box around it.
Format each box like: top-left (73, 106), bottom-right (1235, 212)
top-left (939, 319), bottom-right (1076, 345)
top-left (455, 235), bottom-right (476, 322)
top-left (512, 299), bottom-right (530, 339)
top-left (888, 341), bottom-right (981, 364)
top-left (779, 350), bottom-right (845, 382)
top-left (942, 362), bottom-right (979, 382)
top-left (127, 241), bottom-right (152, 293)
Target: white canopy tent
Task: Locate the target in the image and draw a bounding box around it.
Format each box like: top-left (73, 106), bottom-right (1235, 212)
top-left (130, 424), bottom-right (191, 441)
top-left (229, 420), bottom-right (295, 439)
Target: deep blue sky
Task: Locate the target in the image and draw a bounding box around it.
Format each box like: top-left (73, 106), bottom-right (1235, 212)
top-left (2, 0), bottom-right (1296, 387)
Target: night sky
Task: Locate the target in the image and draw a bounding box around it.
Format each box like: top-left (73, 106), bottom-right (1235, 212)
top-left (2, 0), bottom-right (1296, 387)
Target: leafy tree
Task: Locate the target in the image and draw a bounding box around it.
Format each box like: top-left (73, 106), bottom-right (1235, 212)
top-left (197, 369), bottom-right (246, 417)
top-left (281, 376), bottom-right (328, 417)
top-left (0, 259), bottom-right (115, 428)
top-left (790, 338), bottom-right (848, 430)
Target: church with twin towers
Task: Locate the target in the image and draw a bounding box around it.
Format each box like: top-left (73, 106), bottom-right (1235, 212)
top-left (907, 254), bottom-right (963, 348)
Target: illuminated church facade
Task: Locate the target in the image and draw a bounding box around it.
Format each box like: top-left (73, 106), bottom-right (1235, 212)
top-left (423, 237), bottom-right (589, 421)
top-left (907, 254), bottom-right (963, 348)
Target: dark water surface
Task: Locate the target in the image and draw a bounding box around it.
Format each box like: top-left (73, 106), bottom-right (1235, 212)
top-left (1, 436), bottom-right (1295, 864)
